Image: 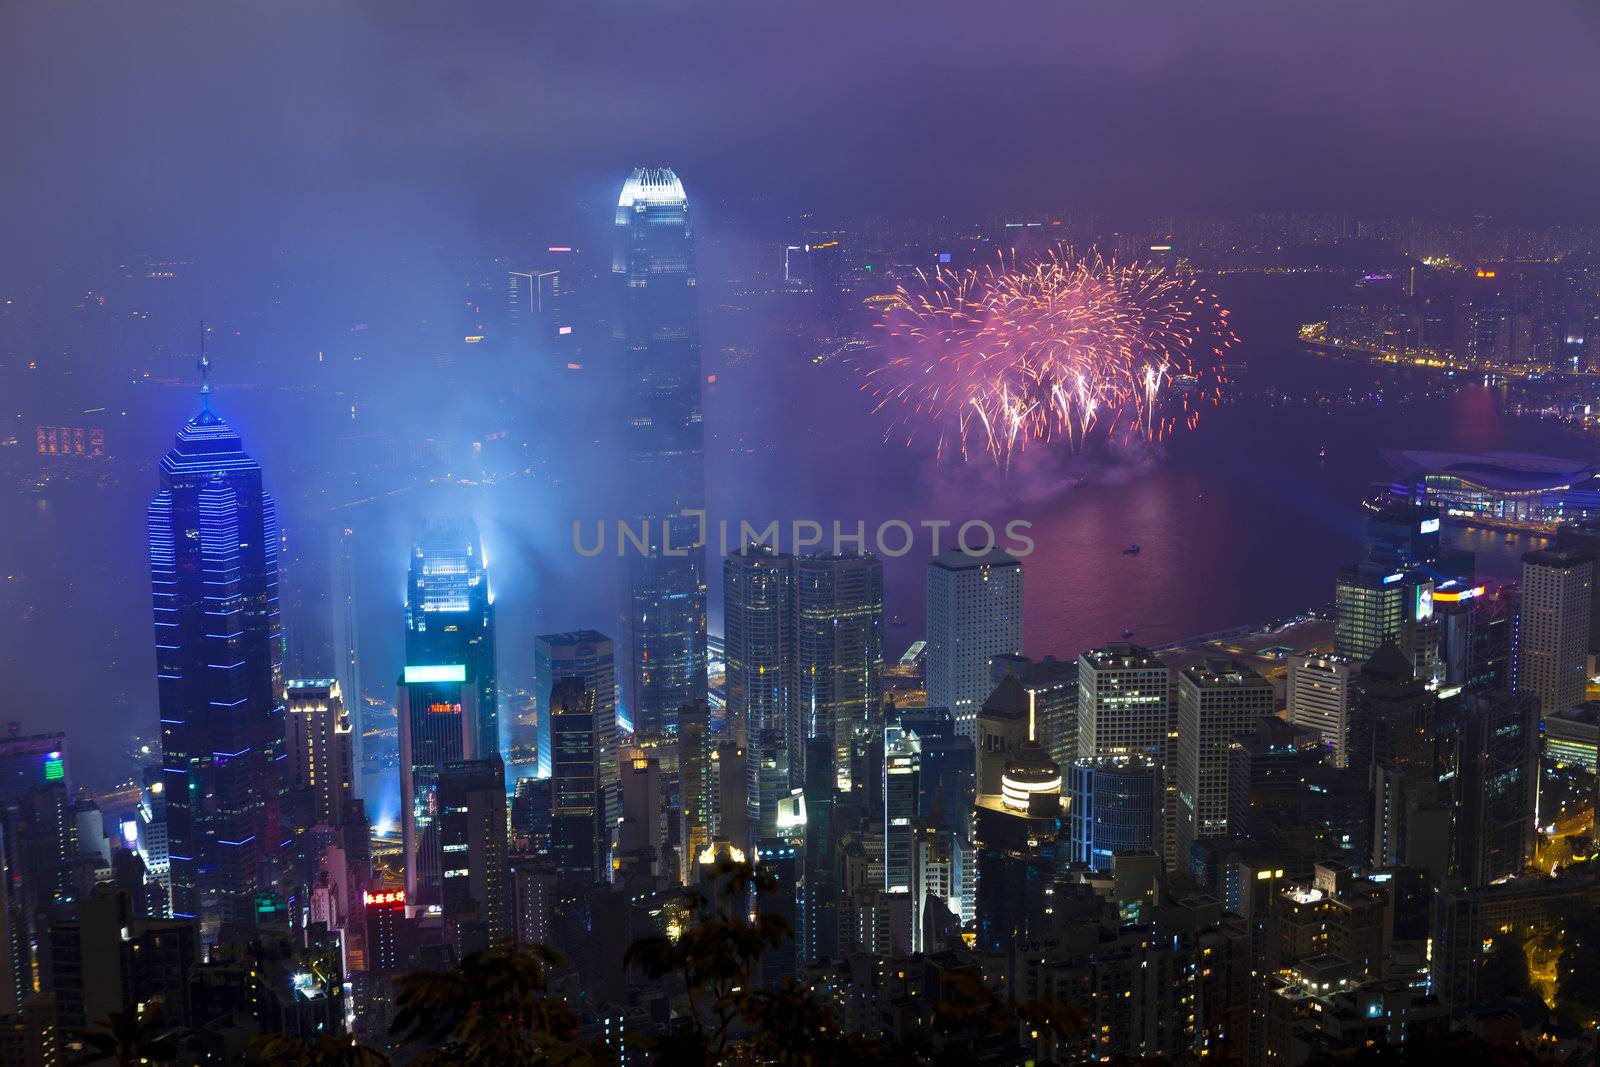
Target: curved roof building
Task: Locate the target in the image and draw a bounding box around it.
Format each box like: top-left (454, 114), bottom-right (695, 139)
top-left (1383, 450), bottom-right (1600, 528)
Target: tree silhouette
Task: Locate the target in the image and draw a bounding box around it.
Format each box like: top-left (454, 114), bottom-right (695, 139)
top-left (390, 940), bottom-right (599, 1065)
top-left (70, 1004), bottom-right (177, 1067)
top-left (249, 1033), bottom-right (391, 1067)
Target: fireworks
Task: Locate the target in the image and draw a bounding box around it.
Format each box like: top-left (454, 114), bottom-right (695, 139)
top-left (859, 249), bottom-right (1235, 467)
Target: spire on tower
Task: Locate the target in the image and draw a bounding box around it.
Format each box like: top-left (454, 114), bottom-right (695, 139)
top-left (198, 320), bottom-right (212, 414)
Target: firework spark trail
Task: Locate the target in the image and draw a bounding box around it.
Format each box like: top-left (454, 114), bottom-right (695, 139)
top-left (860, 248), bottom-right (1236, 468)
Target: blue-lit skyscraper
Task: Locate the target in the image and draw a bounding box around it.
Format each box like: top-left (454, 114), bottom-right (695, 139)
top-left (148, 366), bottom-right (285, 934)
top-left (405, 520), bottom-right (498, 758)
top-left (615, 167), bottom-right (708, 742)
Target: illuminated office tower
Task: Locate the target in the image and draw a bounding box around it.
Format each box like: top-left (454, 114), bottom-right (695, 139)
top-left (615, 167), bottom-right (708, 743)
top-left (534, 632), bottom-right (615, 779)
top-left (723, 546), bottom-right (795, 755)
top-left (284, 679), bottom-right (355, 829)
top-left (795, 552), bottom-right (884, 789)
top-left (1334, 563), bottom-right (1437, 677)
top-left (1286, 655), bottom-right (1356, 767)
top-left (548, 678), bottom-right (600, 883)
top-left (406, 520), bottom-right (497, 759)
top-left (882, 719), bottom-right (921, 894)
top-left (1436, 581), bottom-right (1518, 694)
top-left (397, 664), bottom-right (482, 908)
top-left (1078, 643), bottom-right (1172, 867)
top-left (1518, 549), bottom-right (1592, 716)
top-left (148, 367), bottom-right (285, 933)
top-left (437, 756), bottom-right (511, 953)
top-left (926, 549), bottom-right (1024, 740)
top-left (1077, 644), bottom-right (1170, 761)
top-left (1175, 660), bottom-right (1274, 867)
top-left (1065, 757), bottom-right (1160, 870)
top-left (533, 632), bottom-right (617, 841)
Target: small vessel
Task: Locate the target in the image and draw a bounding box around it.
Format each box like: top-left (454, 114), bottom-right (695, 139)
top-left (1123, 544), bottom-right (1141, 556)
top-left (1318, 446), bottom-right (1326, 460)
top-left (1121, 627), bottom-right (1135, 639)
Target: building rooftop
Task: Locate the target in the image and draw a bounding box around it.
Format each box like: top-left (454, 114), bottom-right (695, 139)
top-left (929, 547), bottom-right (1021, 571)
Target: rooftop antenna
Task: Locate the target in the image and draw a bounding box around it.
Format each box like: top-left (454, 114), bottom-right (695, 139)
top-left (198, 320), bottom-right (212, 414)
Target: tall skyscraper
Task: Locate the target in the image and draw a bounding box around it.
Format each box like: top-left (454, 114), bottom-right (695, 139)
top-left (548, 678), bottom-right (600, 883)
top-left (148, 369), bottom-right (285, 933)
top-left (1286, 655), bottom-right (1355, 767)
top-left (723, 546), bottom-right (795, 754)
top-left (795, 552), bottom-right (884, 791)
top-left (284, 679), bottom-right (355, 829)
top-left (1078, 643), bottom-right (1172, 867)
top-left (437, 756), bottom-right (512, 953)
top-left (406, 520), bottom-right (497, 759)
top-left (1174, 660), bottom-right (1274, 866)
top-left (1518, 549), bottom-right (1592, 716)
top-left (615, 166), bottom-right (708, 743)
top-left (1455, 690), bottom-right (1539, 887)
top-left (397, 664), bottom-right (483, 908)
top-left (533, 631), bottom-right (617, 846)
top-left (926, 549), bottom-right (1024, 740)
top-left (1335, 563), bottom-right (1438, 677)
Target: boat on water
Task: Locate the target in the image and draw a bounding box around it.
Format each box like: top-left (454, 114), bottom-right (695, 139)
top-left (1123, 544), bottom-right (1141, 556)
top-left (1121, 628), bottom-right (1135, 639)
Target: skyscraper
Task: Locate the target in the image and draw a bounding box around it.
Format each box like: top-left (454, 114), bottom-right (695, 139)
top-left (397, 664), bottom-right (483, 908)
top-left (1077, 643), bottom-right (1172, 867)
top-left (533, 631), bottom-right (617, 846)
top-left (723, 546), bottom-right (795, 754)
top-left (1454, 690), bottom-right (1539, 887)
top-left (548, 677), bottom-right (600, 883)
top-left (148, 368), bottom-right (285, 933)
top-left (1518, 549), bottom-right (1592, 716)
top-left (926, 549), bottom-right (1024, 740)
top-left (406, 520), bottom-right (497, 759)
top-left (1174, 660), bottom-right (1274, 866)
top-left (795, 552), bottom-right (884, 790)
top-left (1286, 655), bottom-right (1355, 767)
top-left (284, 679), bottom-right (355, 829)
top-left (437, 756), bottom-right (512, 953)
top-left (615, 166), bottom-right (708, 743)
top-left (1077, 643), bottom-right (1170, 762)
top-left (1335, 563), bottom-right (1438, 677)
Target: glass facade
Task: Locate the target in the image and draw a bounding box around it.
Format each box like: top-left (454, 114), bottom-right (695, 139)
top-left (148, 399), bottom-right (285, 933)
top-left (615, 167), bottom-right (708, 743)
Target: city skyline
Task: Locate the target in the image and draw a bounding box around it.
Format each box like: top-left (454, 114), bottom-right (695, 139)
top-left (5, 5), bottom-right (1600, 1063)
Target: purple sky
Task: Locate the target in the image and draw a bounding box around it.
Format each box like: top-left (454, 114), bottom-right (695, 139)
top-left (3, 0), bottom-right (1597, 264)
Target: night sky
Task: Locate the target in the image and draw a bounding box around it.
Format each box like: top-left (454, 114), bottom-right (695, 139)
top-left (3, 0), bottom-right (1598, 270)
